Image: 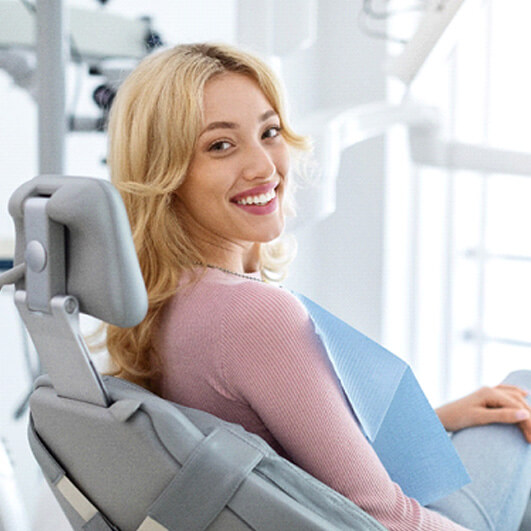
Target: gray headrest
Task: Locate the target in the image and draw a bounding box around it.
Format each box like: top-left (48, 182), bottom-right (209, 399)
top-left (9, 175), bottom-right (148, 327)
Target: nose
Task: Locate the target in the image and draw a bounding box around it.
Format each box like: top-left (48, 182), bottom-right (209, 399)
top-left (241, 141), bottom-right (276, 181)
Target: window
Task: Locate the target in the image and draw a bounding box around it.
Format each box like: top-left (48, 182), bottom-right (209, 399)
top-left (384, 0), bottom-right (531, 405)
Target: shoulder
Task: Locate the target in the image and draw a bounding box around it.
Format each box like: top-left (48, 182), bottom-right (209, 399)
top-left (224, 280), bottom-right (310, 332)
top-left (220, 280), bottom-right (323, 369)
top-left (173, 268), bottom-right (314, 341)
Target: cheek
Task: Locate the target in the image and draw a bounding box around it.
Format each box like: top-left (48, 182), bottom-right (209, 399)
top-left (278, 143), bottom-right (290, 174)
top-left (175, 175), bottom-right (211, 219)
top-left (179, 163), bottom-right (220, 204)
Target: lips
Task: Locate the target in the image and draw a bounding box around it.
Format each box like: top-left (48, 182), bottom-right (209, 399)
top-left (230, 182), bottom-right (278, 205)
top-left (230, 182), bottom-right (280, 215)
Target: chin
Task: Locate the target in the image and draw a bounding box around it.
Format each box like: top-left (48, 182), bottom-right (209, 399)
top-left (257, 224), bottom-right (284, 243)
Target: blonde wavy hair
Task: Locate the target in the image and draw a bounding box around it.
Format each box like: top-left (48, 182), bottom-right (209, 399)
top-left (105, 42), bottom-right (310, 389)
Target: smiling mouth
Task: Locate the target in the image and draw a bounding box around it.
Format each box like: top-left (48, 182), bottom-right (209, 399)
top-left (235, 187), bottom-right (277, 206)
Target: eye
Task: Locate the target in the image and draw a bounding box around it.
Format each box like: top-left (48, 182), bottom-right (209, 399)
top-left (262, 126), bottom-right (282, 140)
top-left (208, 140), bottom-right (233, 152)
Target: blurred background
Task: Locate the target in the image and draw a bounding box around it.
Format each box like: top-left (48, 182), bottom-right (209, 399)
top-left (1, 0), bottom-right (530, 527)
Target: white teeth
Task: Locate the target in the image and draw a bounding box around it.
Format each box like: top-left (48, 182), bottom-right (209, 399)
top-left (236, 188), bottom-right (276, 206)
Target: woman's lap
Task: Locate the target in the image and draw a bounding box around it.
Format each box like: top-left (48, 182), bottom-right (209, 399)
top-left (427, 370), bottom-right (531, 531)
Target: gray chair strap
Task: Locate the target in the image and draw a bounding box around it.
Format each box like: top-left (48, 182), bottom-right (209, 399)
top-left (28, 420), bottom-right (115, 530)
top-left (141, 427), bottom-right (264, 531)
top-left (27, 418), bottom-right (63, 484)
top-left (30, 419), bottom-right (263, 531)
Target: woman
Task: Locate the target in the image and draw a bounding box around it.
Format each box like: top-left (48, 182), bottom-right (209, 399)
top-left (106, 43), bottom-right (531, 530)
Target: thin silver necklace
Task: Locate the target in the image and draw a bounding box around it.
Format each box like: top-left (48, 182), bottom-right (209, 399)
top-left (204, 264), bottom-right (264, 283)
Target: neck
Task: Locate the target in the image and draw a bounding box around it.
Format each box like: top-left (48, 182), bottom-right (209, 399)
top-left (206, 247), bottom-right (261, 274)
top-left (204, 264), bottom-right (263, 282)
top-left (175, 203), bottom-right (261, 273)
top-left (191, 237), bottom-right (261, 274)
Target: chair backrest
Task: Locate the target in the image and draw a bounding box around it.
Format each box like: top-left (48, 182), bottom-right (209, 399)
top-left (8, 175), bottom-right (148, 327)
top-left (6, 175), bottom-right (386, 531)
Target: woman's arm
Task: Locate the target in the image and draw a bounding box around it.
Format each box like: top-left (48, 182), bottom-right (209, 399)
top-left (221, 285), bottom-right (470, 531)
top-left (435, 385), bottom-right (531, 441)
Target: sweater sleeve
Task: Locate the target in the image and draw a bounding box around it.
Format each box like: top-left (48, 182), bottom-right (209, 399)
top-left (220, 284), bottom-right (469, 531)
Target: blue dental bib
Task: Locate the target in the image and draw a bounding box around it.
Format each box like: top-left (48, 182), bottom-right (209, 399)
top-left (294, 293), bottom-right (470, 506)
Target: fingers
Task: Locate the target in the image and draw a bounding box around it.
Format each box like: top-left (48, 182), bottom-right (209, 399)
top-left (476, 407), bottom-right (530, 425)
top-left (482, 386), bottom-right (531, 413)
top-left (473, 403), bottom-right (531, 443)
top-left (442, 385), bottom-right (531, 438)
top-left (469, 386), bottom-right (531, 443)
top-left (496, 386), bottom-right (531, 443)
top-left (495, 384), bottom-right (530, 403)
top-left (496, 384), bottom-right (529, 398)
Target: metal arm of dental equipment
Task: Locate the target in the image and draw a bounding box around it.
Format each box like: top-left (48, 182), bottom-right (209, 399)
top-left (386, 0), bottom-right (468, 86)
top-left (293, 100), bottom-right (440, 226)
top-left (410, 126), bottom-right (531, 177)
top-left (0, 263), bottom-right (25, 291)
top-left (295, 99), bottom-right (531, 227)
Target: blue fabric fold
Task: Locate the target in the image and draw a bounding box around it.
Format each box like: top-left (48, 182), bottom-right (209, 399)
top-left (294, 292), bottom-right (470, 506)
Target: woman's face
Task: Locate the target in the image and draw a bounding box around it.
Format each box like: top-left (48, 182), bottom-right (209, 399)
top-left (175, 72), bottom-right (290, 261)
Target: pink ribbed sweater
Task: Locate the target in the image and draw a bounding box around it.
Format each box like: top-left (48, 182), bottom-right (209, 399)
top-left (155, 268), bottom-right (469, 531)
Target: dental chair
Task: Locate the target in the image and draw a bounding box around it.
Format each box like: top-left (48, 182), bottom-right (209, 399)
top-left (4, 175), bottom-right (386, 530)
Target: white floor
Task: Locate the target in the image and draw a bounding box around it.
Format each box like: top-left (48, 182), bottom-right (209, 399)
top-left (32, 482), bottom-right (71, 531)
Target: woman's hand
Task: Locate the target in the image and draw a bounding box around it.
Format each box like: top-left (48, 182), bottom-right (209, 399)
top-left (435, 385), bottom-right (531, 443)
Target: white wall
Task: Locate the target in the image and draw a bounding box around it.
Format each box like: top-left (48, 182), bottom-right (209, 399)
top-left (285, 0), bottom-right (387, 342)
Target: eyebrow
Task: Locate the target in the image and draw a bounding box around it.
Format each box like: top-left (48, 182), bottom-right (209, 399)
top-left (200, 109), bottom-right (278, 136)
